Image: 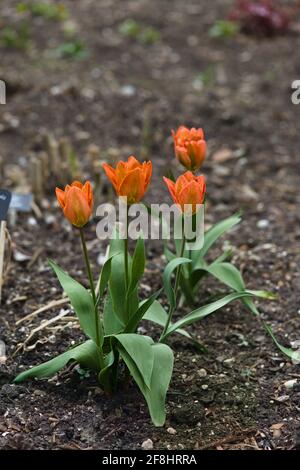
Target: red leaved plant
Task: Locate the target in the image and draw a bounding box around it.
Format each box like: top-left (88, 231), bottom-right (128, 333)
top-left (230, 0), bottom-right (290, 36)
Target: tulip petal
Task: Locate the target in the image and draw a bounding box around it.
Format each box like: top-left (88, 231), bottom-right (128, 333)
top-left (55, 187), bottom-right (66, 209)
top-left (82, 181), bottom-right (93, 209)
top-left (127, 156), bottom-right (140, 170)
top-left (190, 127), bottom-right (204, 140)
top-left (143, 161), bottom-right (152, 188)
top-left (119, 167), bottom-right (145, 203)
top-left (163, 177), bottom-right (178, 205)
top-left (102, 163), bottom-right (118, 192)
top-left (188, 141), bottom-right (206, 170)
top-left (178, 181), bottom-right (202, 214)
top-left (175, 172), bottom-right (193, 195)
top-left (176, 147), bottom-right (192, 170)
top-left (71, 181), bottom-right (84, 189)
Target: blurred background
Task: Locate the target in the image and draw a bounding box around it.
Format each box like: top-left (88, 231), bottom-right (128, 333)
top-left (0, 0), bottom-right (299, 207)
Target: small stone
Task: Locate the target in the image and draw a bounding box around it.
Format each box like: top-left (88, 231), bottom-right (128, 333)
top-left (187, 35), bottom-right (199, 46)
top-left (223, 357), bottom-right (235, 364)
top-left (142, 439), bottom-right (153, 450)
top-left (284, 379), bottom-right (297, 390)
top-left (33, 389), bottom-right (46, 397)
top-left (198, 368), bottom-right (207, 378)
top-left (275, 395), bottom-right (290, 403)
top-left (120, 85), bottom-right (136, 97)
top-left (27, 217), bottom-right (38, 227)
top-left (201, 384), bottom-right (208, 390)
top-left (45, 214), bottom-right (56, 225)
top-left (13, 250), bottom-right (31, 262)
top-left (81, 88), bottom-right (95, 100)
top-left (76, 131), bottom-right (90, 141)
top-left (97, 254), bottom-right (107, 266)
top-left (48, 335), bottom-right (56, 344)
top-left (257, 219), bottom-right (269, 229)
top-left (167, 427), bottom-right (177, 435)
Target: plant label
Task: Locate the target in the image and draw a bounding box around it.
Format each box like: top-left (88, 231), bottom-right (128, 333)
top-left (0, 190), bottom-right (12, 221)
top-left (10, 193), bottom-right (33, 213)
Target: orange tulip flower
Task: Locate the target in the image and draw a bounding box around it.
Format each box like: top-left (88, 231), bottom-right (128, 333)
top-left (102, 156), bottom-right (152, 204)
top-left (172, 126), bottom-right (206, 171)
top-left (55, 181), bottom-right (93, 228)
top-left (163, 171), bottom-right (206, 214)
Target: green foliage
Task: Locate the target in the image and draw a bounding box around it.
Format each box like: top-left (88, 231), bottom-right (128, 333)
top-left (117, 336), bottom-right (173, 426)
top-left (54, 39), bottom-right (88, 59)
top-left (16, 235), bottom-right (173, 426)
top-left (119, 19), bottom-right (141, 39)
top-left (143, 300), bottom-right (207, 352)
top-left (163, 257), bottom-right (191, 310)
top-left (166, 212), bottom-right (257, 311)
top-left (264, 324), bottom-right (300, 362)
top-left (193, 67), bottom-right (215, 90)
top-left (48, 259), bottom-right (103, 345)
top-left (14, 340), bottom-right (100, 383)
top-left (129, 237), bottom-right (145, 295)
top-left (163, 291), bottom-right (257, 340)
top-left (119, 19), bottom-right (160, 45)
top-left (0, 23), bottom-right (30, 49)
top-left (209, 20), bottom-right (239, 39)
top-left (17, 1), bottom-right (68, 21)
top-left (14, 201), bottom-right (279, 427)
top-left (139, 27), bottom-right (160, 45)
top-left (68, 150), bottom-right (79, 180)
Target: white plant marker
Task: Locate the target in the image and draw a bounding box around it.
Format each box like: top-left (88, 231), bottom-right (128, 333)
top-left (0, 189), bottom-right (12, 304)
top-left (0, 219), bottom-right (7, 304)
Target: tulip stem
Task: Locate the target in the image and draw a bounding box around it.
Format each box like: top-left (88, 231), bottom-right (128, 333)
top-left (124, 207), bottom-right (129, 320)
top-left (79, 228), bottom-right (105, 370)
top-left (160, 234), bottom-right (186, 342)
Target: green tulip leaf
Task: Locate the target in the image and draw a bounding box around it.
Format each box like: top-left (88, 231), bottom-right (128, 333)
top-left (14, 340), bottom-right (100, 383)
top-left (48, 259), bottom-right (102, 344)
top-left (163, 257), bottom-right (192, 310)
top-left (117, 337), bottom-right (173, 427)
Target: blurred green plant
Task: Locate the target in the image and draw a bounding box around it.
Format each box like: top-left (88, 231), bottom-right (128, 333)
top-left (119, 19), bottom-right (141, 39)
top-left (193, 66), bottom-right (215, 91)
top-left (54, 39), bottom-right (88, 59)
top-left (119, 19), bottom-right (160, 45)
top-left (17, 1), bottom-right (68, 21)
top-left (209, 20), bottom-right (239, 39)
top-left (0, 23), bottom-right (30, 49)
top-left (139, 27), bottom-right (160, 45)
top-left (68, 149), bottom-right (80, 179)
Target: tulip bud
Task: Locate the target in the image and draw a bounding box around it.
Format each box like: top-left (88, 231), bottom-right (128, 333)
top-left (102, 156), bottom-right (152, 204)
top-left (55, 181), bottom-right (93, 228)
top-left (172, 126), bottom-right (206, 171)
top-left (164, 171), bottom-right (206, 214)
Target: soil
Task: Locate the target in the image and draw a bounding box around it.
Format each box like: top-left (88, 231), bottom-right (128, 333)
top-left (0, 0), bottom-right (300, 450)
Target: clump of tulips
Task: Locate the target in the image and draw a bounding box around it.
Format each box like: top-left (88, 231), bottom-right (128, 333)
top-left (15, 126), bottom-right (297, 426)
